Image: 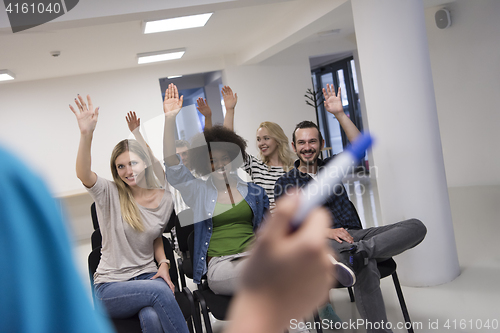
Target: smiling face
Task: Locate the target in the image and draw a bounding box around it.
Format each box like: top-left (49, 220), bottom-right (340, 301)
top-left (292, 127), bottom-right (324, 167)
top-left (256, 127), bottom-right (278, 158)
top-left (115, 151), bottom-right (147, 187)
top-left (209, 149), bottom-right (233, 181)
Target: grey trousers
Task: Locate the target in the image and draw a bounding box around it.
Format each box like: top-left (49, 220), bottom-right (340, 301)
top-left (206, 252), bottom-right (250, 295)
top-left (329, 218), bottom-right (427, 333)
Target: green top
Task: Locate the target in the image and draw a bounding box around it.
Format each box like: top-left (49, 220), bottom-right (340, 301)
top-left (207, 199), bottom-right (254, 257)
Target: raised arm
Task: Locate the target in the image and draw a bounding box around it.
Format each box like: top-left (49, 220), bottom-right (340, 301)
top-left (196, 97), bottom-right (212, 130)
top-left (222, 85), bottom-right (237, 131)
top-left (163, 83), bottom-right (184, 167)
top-left (126, 111), bottom-right (165, 186)
top-left (323, 84), bottom-right (360, 143)
top-left (69, 95), bottom-right (99, 188)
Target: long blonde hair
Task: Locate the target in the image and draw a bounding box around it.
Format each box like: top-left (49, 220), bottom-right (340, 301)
top-left (257, 121), bottom-right (295, 171)
top-left (110, 139), bottom-right (161, 231)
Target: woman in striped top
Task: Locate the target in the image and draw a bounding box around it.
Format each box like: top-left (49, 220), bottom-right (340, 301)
top-left (198, 87), bottom-right (295, 211)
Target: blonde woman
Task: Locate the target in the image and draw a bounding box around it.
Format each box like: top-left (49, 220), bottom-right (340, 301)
top-left (70, 95), bottom-right (188, 333)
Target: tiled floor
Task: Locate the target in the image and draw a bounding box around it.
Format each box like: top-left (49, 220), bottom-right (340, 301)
top-left (72, 182), bottom-right (500, 333)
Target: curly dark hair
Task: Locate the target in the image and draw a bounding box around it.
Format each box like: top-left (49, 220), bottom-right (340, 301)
top-left (189, 125), bottom-right (248, 176)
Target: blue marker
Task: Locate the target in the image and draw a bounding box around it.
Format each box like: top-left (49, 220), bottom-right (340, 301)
top-left (291, 132), bottom-right (374, 229)
top-left (290, 132), bottom-right (373, 286)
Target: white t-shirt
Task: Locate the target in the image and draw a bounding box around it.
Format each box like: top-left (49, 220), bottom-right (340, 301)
top-left (87, 176), bottom-right (173, 284)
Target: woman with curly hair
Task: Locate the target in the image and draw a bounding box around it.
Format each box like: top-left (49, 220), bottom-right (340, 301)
top-left (163, 84), bottom-right (269, 295)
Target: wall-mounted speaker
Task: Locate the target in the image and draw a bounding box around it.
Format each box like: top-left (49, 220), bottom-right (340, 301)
top-left (435, 8), bottom-right (451, 29)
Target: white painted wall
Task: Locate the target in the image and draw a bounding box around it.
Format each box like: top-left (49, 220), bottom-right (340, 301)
top-left (425, 0), bottom-right (500, 187)
top-left (223, 57), bottom-right (315, 158)
top-left (0, 57), bottom-right (224, 196)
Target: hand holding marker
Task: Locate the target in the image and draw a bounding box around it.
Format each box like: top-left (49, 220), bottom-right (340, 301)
top-left (291, 132), bottom-right (374, 286)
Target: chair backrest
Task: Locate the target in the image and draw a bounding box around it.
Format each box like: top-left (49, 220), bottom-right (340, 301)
top-left (91, 228), bottom-right (102, 250)
top-left (91, 202), bottom-right (99, 230)
top-left (176, 209), bottom-right (194, 253)
top-left (162, 235), bottom-right (181, 290)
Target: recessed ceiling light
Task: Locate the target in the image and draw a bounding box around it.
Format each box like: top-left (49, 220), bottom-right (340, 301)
top-left (144, 13), bottom-right (213, 34)
top-left (137, 49), bottom-right (185, 64)
top-left (0, 70), bottom-right (15, 81)
top-left (167, 75), bottom-right (183, 79)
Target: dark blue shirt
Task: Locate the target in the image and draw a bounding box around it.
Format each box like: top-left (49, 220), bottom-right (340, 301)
top-left (274, 156), bottom-right (362, 230)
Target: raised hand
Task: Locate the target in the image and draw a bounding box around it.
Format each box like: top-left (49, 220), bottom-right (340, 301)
top-left (163, 83), bottom-right (183, 117)
top-left (323, 84), bottom-right (344, 117)
top-left (196, 97), bottom-right (212, 117)
top-left (221, 85), bottom-right (237, 110)
top-left (69, 95), bottom-right (99, 135)
top-left (126, 111), bottom-right (140, 132)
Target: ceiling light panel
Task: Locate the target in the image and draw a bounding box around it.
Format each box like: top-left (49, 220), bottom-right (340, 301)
top-left (0, 70), bottom-right (15, 81)
top-left (137, 49), bottom-right (185, 64)
top-left (144, 13), bottom-right (213, 34)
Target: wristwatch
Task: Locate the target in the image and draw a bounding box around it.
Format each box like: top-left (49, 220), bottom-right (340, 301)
top-left (157, 259), bottom-right (170, 269)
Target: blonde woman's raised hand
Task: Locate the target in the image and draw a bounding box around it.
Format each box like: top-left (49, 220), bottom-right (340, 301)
top-left (221, 86), bottom-right (237, 110)
top-left (163, 83), bottom-right (184, 117)
top-left (323, 84), bottom-right (344, 117)
top-left (126, 111), bottom-right (140, 133)
top-left (69, 95), bottom-right (99, 135)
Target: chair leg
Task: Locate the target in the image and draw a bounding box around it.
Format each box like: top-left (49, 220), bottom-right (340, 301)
top-left (313, 311), bottom-right (323, 333)
top-left (194, 291), bottom-right (213, 333)
top-left (392, 272), bottom-right (414, 333)
top-left (347, 287), bottom-right (355, 302)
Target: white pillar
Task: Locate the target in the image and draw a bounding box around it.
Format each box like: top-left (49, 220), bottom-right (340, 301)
top-left (351, 0), bottom-right (460, 286)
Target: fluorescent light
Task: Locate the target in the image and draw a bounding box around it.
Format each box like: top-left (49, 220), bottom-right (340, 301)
top-left (137, 49), bottom-right (185, 64)
top-left (144, 13), bottom-right (213, 34)
top-left (0, 70), bottom-right (15, 81)
top-left (167, 75), bottom-right (183, 79)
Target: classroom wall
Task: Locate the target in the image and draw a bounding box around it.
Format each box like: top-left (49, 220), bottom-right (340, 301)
top-left (424, 0), bottom-right (500, 187)
top-left (0, 56), bottom-right (225, 196)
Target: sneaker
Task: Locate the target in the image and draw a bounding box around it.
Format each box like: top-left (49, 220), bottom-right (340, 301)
top-left (329, 254), bottom-right (356, 287)
top-left (318, 302), bottom-right (342, 324)
top-left (329, 247), bottom-right (369, 287)
top-left (341, 246), bottom-right (369, 273)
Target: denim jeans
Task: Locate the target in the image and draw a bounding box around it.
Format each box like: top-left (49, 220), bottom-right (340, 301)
top-left (95, 272), bottom-right (189, 333)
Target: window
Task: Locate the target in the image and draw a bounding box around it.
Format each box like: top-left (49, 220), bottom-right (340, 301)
top-left (311, 56), bottom-right (367, 170)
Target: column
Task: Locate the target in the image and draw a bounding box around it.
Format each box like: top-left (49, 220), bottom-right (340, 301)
top-left (351, 0), bottom-right (460, 286)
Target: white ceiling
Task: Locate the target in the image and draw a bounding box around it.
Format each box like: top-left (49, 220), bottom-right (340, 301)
top-left (0, 0), bottom-right (453, 83)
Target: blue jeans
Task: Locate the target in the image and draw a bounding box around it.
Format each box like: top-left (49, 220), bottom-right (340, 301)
top-left (95, 272), bottom-right (189, 333)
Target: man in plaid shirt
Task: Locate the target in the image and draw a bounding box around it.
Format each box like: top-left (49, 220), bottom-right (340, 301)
top-left (273, 85), bottom-right (426, 333)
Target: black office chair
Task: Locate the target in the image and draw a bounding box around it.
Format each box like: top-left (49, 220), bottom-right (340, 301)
top-left (167, 209), bottom-right (195, 290)
top-left (88, 236), bottom-right (197, 333)
top-left (186, 231), bottom-right (232, 333)
top-left (90, 228), bottom-right (102, 251)
top-left (313, 257), bottom-right (414, 333)
top-left (90, 202), bottom-right (99, 230)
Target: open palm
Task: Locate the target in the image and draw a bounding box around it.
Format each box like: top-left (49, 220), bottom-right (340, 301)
top-left (323, 84), bottom-right (344, 117)
top-left (163, 83), bottom-right (183, 116)
top-left (69, 95), bottom-right (99, 135)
